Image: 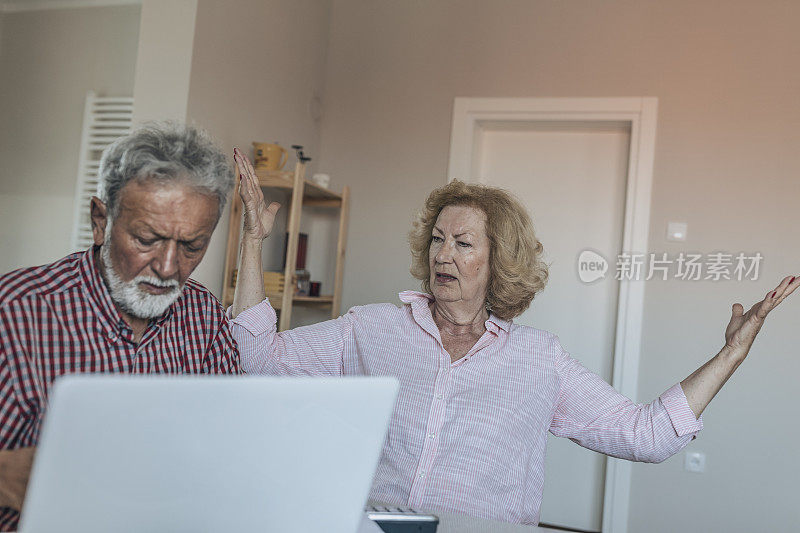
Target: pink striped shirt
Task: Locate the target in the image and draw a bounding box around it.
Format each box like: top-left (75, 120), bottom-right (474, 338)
top-left (230, 290), bottom-right (703, 525)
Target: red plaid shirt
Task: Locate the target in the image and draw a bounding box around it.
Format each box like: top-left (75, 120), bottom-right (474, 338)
top-left (0, 247), bottom-right (240, 530)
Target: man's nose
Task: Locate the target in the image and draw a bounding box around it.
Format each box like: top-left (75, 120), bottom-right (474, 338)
top-left (152, 241), bottom-right (179, 279)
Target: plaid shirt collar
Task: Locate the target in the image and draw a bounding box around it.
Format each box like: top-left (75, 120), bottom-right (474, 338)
top-left (79, 246), bottom-right (175, 336)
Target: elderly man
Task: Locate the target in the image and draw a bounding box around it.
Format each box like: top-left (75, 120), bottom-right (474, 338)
top-left (0, 123), bottom-right (240, 531)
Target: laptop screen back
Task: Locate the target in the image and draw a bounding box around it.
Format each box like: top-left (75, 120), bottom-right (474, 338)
top-left (20, 375), bottom-right (399, 533)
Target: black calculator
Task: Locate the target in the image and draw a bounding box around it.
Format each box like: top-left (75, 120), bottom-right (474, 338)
top-left (365, 505), bottom-right (439, 533)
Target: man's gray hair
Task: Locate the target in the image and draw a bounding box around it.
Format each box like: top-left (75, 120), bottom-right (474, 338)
top-left (97, 122), bottom-right (233, 220)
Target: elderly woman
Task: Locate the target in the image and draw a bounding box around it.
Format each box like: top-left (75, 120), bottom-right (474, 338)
top-left (229, 148), bottom-right (796, 525)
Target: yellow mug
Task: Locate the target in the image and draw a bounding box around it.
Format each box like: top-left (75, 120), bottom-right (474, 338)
top-left (252, 142), bottom-right (288, 170)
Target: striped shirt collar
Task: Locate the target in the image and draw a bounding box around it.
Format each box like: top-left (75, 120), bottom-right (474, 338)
top-left (398, 290), bottom-right (512, 333)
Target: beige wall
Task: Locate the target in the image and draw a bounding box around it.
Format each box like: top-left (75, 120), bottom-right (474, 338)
top-left (317, 1), bottom-right (800, 531)
top-left (185, 0), bottom-right (335, 326)
top-left (131, 0), bottom-right (197, 125)
top-left (0, 5), bottom-right (140, 273)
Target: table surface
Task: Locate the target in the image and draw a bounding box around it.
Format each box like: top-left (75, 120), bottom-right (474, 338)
top-left (426, 509), bottom-right (556, 533)
top-left (14, 512), bottom-right (555, 533)
top-left (14, 505), bottom-right (558, 533)
top-left (365, 502), bottom-right (556, 533)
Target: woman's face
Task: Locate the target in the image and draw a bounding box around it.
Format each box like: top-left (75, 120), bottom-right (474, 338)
top-left (429, 204), bottom-right (491, 310)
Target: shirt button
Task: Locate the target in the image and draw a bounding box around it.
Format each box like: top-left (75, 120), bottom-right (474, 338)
top-left (428, 433), bottom-right (436, 439)
top-left (436, 394), bottom-right (443, 400)
top-left (418, 472), bottom-right (425, 478)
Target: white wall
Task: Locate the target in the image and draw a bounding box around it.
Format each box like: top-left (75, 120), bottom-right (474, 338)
top-left (0, 4), bottom-right (140, 273)
top-left (131, 0), bottom-right (197, 125)
top-left (316, 1), bottom-right (800, 531)
top-left (184, 0), bottom-right (335, 327)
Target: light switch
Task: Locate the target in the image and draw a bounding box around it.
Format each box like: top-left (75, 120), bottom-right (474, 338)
top-left (666, 222), bottom-right (688, 242)
top-left (684, 451), bottom-right (706, 473)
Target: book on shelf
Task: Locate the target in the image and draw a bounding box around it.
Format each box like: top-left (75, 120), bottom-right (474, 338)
top-left (282, 233), bottom-right (308, 270)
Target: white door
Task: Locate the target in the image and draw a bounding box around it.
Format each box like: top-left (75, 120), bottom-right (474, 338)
top-left (474, 120), bottom-right (631, 532)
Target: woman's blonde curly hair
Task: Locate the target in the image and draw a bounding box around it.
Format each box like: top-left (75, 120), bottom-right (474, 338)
top-left (409, 180), bottom-right (549, 321)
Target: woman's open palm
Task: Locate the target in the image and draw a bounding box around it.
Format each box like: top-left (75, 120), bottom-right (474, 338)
top-left (234, 147), bottom-right (281, 241)
top-left (725, 275), bottom-right (797, 355)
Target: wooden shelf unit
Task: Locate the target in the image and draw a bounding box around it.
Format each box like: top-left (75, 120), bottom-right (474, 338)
top-left (222, 162), bottom-right (350, 331)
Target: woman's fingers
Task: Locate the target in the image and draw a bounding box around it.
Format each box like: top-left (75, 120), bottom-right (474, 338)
top-left (235, 162), bottom-right (251, 202)
top-left (234, 148), bottom-right (251, 182)
top-left (774, 275), bottom-right (798, 304)
top-left (239, 167), bottom-right (254, 205)
top-left (234, 149), bottom-right (260, 205)
top-left (726, 275), bottom-right (796, 350)
top-left (755, 295), bottom-right (772, 320)
top-left (750, 275), bottom-right (797, 320)
top-left (237, 148), bottom-right (258, 185)
top-left (236, 148), bottom-right (267, 205)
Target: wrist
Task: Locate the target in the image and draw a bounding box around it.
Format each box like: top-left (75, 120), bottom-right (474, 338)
top-left (719, 344), bottom-right (747, 368)
top-left (241, 235), bottom-right (264, 249)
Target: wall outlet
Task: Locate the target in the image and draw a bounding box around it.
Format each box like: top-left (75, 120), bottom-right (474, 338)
top-left (684, 451), bottom-right (706, 473)
top-left (667, 222), bottom-right (688, 242)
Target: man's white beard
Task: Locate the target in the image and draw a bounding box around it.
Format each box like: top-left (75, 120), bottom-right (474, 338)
top-left (101, 230), bottom-right (183, 319)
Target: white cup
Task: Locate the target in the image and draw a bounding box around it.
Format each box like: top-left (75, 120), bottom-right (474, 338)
top-left (311, 173), bottom-right (330, 188)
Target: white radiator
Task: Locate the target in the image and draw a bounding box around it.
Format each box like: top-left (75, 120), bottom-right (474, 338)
top-left (71, 91), bottom-right (134, 251)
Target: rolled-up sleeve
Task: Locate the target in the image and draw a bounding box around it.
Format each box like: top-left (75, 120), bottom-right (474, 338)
top-left (659, 382), bottom-right (704, 437)
top-left (548, 334), bottom-right (703, 463)
top-left (231, 299), bottom-right (278, 338)
top-left (227, 298), bottom-right (353, 376)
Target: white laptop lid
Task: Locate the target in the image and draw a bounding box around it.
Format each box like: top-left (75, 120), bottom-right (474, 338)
top-left (20, 375), bottom-right (399, 533)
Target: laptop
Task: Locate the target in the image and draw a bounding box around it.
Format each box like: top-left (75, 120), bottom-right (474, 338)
top-left (20, 375), bottom-right (399, 533)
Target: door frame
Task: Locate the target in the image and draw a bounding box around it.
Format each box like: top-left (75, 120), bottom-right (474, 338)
top-left (447, 97), bottom-right (658, 533)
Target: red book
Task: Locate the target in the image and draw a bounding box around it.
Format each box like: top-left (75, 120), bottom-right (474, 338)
top-left (282, 233), bottom-right (308, 270)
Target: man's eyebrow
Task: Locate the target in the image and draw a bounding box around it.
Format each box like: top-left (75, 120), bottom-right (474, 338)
top-left (133, 223), bottom-right (164, 238)
top-left (134, 223), bottom-right (203, 243)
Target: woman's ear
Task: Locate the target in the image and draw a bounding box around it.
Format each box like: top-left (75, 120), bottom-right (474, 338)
top-left (90, 196), bottom-right (109, 246)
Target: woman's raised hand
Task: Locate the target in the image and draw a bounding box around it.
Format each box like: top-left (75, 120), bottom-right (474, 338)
top-left (234, 147), bottom-right (281, 242)
top-left (724, 275), bottom-right (798, 359)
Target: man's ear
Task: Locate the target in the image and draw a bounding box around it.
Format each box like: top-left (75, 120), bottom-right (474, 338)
top-left (90, 196), bottom-right (109, 246)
